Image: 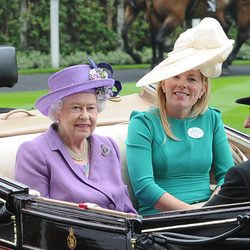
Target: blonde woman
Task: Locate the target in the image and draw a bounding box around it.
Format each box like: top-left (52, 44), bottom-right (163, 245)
top-left (126, 18), bottom-right (235, 216)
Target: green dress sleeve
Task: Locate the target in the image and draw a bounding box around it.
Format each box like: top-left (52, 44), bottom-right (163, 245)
top-left (126, 111), bottom-right (166, 206)
top-left (210, 108), bottom-right (234, 186)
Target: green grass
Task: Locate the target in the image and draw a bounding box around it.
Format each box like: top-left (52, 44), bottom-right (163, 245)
top-left (232, 60), bottom-right (250, 65)
top-left (0, 76), bottom-right (249, 134)
top-left (0, 83), bottom-right (140, 110)
top-left (0, 90), bottom-right (47, 110)
top-left (210, 76), bottom-right (249, 135)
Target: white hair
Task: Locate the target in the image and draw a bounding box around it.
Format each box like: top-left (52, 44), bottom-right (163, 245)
top-left (48, 99), bottom-right (63, 122)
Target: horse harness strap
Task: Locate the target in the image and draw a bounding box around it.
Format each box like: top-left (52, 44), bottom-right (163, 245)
top-left (186, 0), bottom-right (201, 18)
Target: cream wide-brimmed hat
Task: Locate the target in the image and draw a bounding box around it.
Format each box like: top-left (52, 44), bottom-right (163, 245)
top-left (136, 17), bottom-right (235, 87)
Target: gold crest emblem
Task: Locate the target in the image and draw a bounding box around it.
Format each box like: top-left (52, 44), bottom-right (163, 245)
top-left (67, 227), bottom-right (77, 250)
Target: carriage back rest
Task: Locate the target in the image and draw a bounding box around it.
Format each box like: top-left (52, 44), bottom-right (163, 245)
top-left (229, 142), bottom-right (248, 165)
top-left (0, 123), bottom-right (139, 210)
top-left (0, 123), bottom-right (247, 211)
top-left (95, 124), bottom-right (138, 209)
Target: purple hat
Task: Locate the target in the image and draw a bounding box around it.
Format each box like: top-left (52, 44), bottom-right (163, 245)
top-left (36, 58), bottom-right (121, 116)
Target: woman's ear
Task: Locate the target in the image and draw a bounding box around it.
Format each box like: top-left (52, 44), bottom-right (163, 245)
top-left (161, 83), bottom-right (166, 93)
top-left (199, 83), bottom-right (207, 98)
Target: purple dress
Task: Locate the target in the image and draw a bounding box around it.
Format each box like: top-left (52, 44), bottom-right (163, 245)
top-left (15, 124), bottom-right (136, 214)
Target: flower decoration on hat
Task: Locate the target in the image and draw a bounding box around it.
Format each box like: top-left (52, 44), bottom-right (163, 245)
top-left (88, 57), bottom-right (122, 100)
top-left (89, 68), bottom-right (108, 80)
top-left (95, 87), bottom-right (113, 103)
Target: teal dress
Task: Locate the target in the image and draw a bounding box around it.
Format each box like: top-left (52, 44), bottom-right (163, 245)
top-left (126, 107), bottom-right (234, 215)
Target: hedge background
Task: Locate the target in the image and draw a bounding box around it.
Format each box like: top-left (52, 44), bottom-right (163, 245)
top-left (1, 0), bottom-right (249, 69)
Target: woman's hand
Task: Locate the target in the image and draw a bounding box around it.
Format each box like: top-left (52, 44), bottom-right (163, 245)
top-left (211, 186), bottom-right (221, 196)
top-left (206, 185), bottom-right (221, 202)
top-left (154, 192), bottom-right (194, 212)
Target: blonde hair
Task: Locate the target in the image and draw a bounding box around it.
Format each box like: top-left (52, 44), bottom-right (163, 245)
top-left (157, 73), bottom-right (210, 140)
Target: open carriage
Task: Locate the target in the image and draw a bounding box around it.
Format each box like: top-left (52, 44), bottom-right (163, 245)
top-left (0, 46), bottom-right (249, 249)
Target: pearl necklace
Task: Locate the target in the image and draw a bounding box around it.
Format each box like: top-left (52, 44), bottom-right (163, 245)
top-left (65, 139), bottom-right (89, 162)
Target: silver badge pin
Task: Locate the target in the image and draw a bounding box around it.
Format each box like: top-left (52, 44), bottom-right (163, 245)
top-left (101, 144), bottom-right (110, 156)
top-left (187, 127), bottom-right (204, 139)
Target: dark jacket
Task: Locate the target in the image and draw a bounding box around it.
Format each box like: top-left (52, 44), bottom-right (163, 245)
top-left (205, 160), bottom-right (250, 206)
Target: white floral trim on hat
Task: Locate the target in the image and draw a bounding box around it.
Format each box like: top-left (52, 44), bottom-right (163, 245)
top-left (96, 86), bottom-right (113, 102)
top-left (89, 68), bottom-right (108, 80)
top-left (87, 57), bottom-right (122, 99)
top-left (88, 68), bottom-right (113, 102)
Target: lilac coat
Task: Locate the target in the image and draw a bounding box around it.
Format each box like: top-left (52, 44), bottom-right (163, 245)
top-left (15, 124), bottom-right (136, 213)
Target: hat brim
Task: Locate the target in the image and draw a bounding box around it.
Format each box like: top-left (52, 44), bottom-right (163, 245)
top-left (235, 97), bottom-right (250, 106)
top-left (36, 78), bottom-right (114, 116)
top-left (136, 42), bottom-right (233, 87)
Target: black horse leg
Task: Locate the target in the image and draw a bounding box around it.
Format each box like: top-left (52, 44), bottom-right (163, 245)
top-left (151, 39), bottom-right (157, 68)
top-left (122, 6), bottom-right (142, 64)
top-left (225, 27), bottom-right (249, 67)
top-left (154, 24), bottom-right (176, 64)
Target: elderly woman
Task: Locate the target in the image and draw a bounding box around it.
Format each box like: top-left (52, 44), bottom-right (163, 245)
top-left (126, 18), bottom-right (235, 215)
top-left (15, 58), bottom-right (136, 214)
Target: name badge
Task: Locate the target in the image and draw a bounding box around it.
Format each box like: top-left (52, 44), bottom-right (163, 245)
top-left (187, 127), bottom-right (204, 139)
